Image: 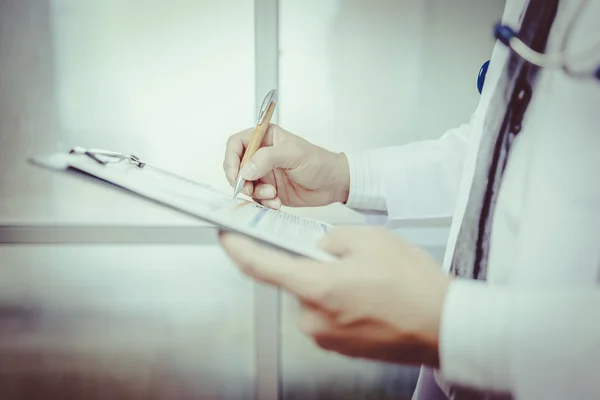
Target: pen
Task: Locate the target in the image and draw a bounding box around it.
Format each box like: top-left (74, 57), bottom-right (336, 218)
top-left (233, 89), bottom-right (278, 199)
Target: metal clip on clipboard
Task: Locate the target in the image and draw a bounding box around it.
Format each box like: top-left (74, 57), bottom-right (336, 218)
top-left (67, 146), bottom-right (208, 188)
top-left (69, 146), bottom-right (147, 168)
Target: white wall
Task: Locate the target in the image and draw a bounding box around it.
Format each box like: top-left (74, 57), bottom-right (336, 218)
top-left (279, 0), bottom-right (506, 152)
top-left (415, 0), bottom-right (507, 140)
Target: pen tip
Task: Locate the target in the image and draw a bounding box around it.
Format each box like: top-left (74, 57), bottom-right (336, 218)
top-left (233, 176), bottom-right (245, 199)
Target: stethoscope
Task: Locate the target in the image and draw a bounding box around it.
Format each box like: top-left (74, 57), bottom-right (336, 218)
top-left (478, 0), bottom-right (600, 94)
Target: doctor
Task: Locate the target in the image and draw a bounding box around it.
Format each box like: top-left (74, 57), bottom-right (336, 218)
top-left (220, 1), bottom-right (600, 399)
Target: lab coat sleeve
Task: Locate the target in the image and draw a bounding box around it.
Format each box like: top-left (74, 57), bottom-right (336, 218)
top-left (439, 280), bottom-right (600, 398)
top-left (345, 149), bottom-right (387, 211)
top-left (344, 119), bottom-right (474, 217)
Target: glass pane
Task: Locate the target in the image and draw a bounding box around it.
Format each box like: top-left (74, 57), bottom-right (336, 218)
top-left (0, 244), bottom-right (255, 399)
top-left (0, 0), bottom-right (255, 221)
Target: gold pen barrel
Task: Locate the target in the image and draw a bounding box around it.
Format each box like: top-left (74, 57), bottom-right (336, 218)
top-left (232, 90), bottom-right (278, 199)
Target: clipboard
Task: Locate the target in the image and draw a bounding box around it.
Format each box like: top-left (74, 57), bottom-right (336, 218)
top-left (29, 147), bottom-right (337, 262)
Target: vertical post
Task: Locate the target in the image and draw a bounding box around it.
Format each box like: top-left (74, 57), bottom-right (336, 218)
top-left (254, 0), bottom-right (279, 124)
top-left (0, 0), bottom-right (61, 202)
top-left (253, 1), bottom-right (280, 399)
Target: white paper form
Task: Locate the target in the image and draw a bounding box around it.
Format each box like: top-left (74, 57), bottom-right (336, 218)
top-left (55, 153), bottom-right (336, 261)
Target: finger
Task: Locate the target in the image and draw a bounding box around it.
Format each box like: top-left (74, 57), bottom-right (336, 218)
top-left (242, 181), bottom-right (254, 196)
top-left (257, 198), bottom-right (282, 210)
top-left (223, 129), bottom-right (254, 186)
top-left (253, 183), bottom-right (277, 200)
top-left (219, 233), bottom-right (324, 301)
top-left (298, 304), bottom-right (334, 337)
top-left (256, 170), bottom-right (277, 190)
top-left (239, 143), bottom-right (303, 181)
top-left (318, 226), bottom-right (375, 257)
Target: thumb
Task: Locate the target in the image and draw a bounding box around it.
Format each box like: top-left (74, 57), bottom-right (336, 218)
top-left (239, 143), bottom-right (304, 180)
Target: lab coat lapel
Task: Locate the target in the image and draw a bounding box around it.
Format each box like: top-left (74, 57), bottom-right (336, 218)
top-left (448, 0), bottom-right (559, 282)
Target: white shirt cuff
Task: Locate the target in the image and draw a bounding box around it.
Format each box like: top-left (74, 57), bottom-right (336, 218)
top-left (344, 151), bottom-right (387, 211)
top-left (438, 279), bottom-right (512, 393)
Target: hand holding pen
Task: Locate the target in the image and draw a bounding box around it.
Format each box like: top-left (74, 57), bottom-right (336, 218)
top-left (224, 90), bottom-right (351, 209)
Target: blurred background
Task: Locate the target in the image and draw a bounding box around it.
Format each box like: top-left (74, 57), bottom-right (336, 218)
top-left (0, 0), bottom-right (505, 399)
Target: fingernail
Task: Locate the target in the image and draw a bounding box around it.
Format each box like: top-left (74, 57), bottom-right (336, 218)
top-left (243, 186), bottom-right (252, 196)
top-left (240, 162), bottom-right (258, 180)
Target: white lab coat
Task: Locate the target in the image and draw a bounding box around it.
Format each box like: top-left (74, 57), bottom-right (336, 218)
top-left (345, 1), bottom-right (600, 398)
